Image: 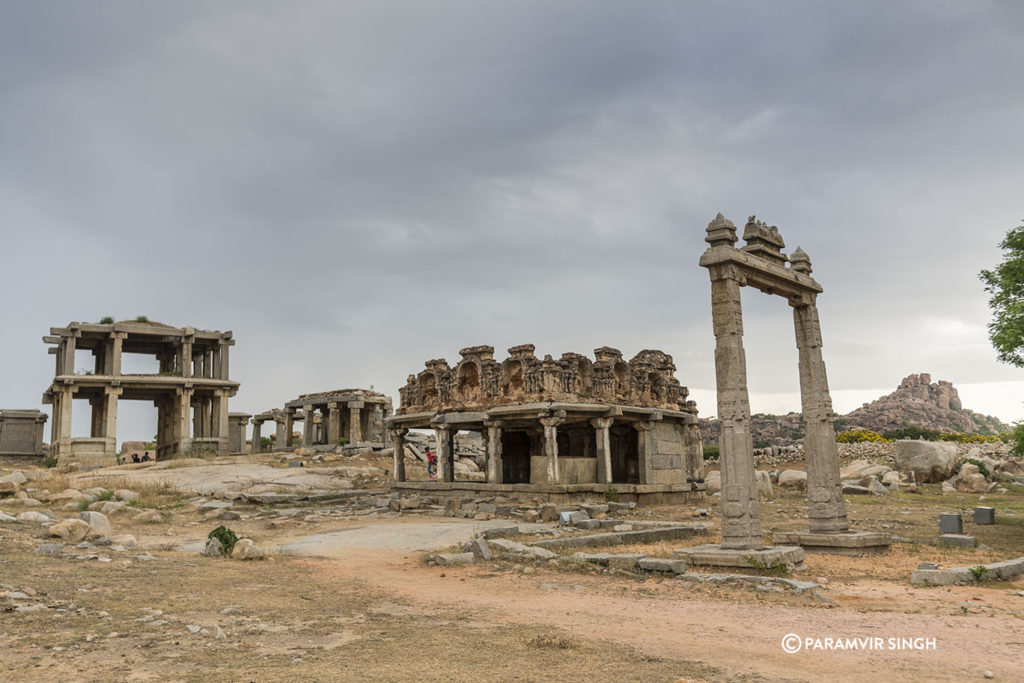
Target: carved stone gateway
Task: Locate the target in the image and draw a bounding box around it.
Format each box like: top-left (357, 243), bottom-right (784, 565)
top-left (686, 214), bottom-right (889, 562)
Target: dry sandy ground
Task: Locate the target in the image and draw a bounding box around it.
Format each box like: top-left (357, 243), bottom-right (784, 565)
top-left (3, 459), bottom-right (1023, 681)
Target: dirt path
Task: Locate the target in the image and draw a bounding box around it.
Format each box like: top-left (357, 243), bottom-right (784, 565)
top-left (303, 548), bottom-right (1023, 682)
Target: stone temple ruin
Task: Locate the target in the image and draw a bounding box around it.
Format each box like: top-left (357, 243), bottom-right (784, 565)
top-left (676, 214), bottom-right (890, 569)
top-left (386, 345), bottom-right (705, 503)
top-left (0, 409), bottom-right (48, 458)
top-left (275, 389), bottom-right (393, 451)
top-left (42, 321), bottom-right (238, 465)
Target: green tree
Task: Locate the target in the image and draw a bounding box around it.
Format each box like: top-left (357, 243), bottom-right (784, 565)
top-left (980, 224), bottom-right (1024, 366)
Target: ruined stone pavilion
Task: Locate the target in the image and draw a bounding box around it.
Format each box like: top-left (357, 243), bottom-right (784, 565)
top-left (275, 389), bottom-right (392, 451)
top-left (386, 345), bottom-right (705, 503)
top-left (677, 214), bottom-right (889, 569)
top-left (42, 321), bottom-right (238, 465)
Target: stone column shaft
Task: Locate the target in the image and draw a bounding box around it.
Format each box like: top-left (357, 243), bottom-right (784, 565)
top-left (284, 411), bottom-right (294, 448)
top-left (302, 406), bottom-right (315, 447)
top-left (434, 425), bottom-right (454, 482)
top-left (539, 416), bottom-right (562, 483)
top-left (590, 417), bottom-right (614, 484)
top-left (682, 422), bottom-right (705, 482)
top-left (709, 273), bottom-right (761, 549)
top-left (252, 420), bottom-right (263, 454)
top-left (103, 388), bottom-right (120, 440)
top-left (348, 405), bottom-right (363, 442)
top-left (327, 403), bottom-right (341, 445)
top-left (485, 421), bottom-right (503, 484)
top-left (275, 419), bottom-right (286, 450)
top-left (391, 428), bottom-right (409, 482)
top-left (794, 301), bottom-right (849, 533)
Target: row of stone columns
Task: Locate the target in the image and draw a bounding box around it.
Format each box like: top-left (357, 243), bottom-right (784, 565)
top-left (389, 415), bottom-right (703, 485)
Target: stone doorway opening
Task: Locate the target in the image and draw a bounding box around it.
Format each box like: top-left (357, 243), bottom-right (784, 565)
top-left (501, 431), bottom-right (531, 483)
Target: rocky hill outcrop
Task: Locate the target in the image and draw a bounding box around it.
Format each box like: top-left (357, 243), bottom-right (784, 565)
top-left (841, 373), bottom-right (1009, 436)
top-left (700, 373), bottom-right (1010, 446)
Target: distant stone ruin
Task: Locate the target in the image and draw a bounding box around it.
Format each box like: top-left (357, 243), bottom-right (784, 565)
top-left (279, 389), bottom-right (392, 450)
top-left (42, 320), bottom-right (238, 465)
top-left (388, 345), bottom-right (704, 502)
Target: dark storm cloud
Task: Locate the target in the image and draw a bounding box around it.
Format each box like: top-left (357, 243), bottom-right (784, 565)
top-left (2, 1), bottom-right (1023, 439)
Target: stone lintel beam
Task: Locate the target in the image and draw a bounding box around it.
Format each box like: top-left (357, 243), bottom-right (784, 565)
top-left (700, 244), bottom-right (822, 298)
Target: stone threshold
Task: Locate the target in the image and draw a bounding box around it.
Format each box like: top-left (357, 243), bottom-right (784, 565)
top-left (910, 555), bottom-right (1024, 586)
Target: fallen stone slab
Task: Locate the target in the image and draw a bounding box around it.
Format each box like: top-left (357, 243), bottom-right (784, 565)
top-left (608, 553), bottom-right (647, 570)
top-left (676, 572), bottom-right (820, 594)
top-left (434, 552), bottom-right (474, 566)
top-left (911, 555), bottom-right (1024, 586)
top-left (34, 543), bottom-right (65, 556)
top-left (637, 558), bottom-right (688, 574)
top-left (531, 524), bottom-right (707, 550)
top-left (488, 539), bottom-right (557, 560)
top-left (940, 534), bottom-right (978, 548)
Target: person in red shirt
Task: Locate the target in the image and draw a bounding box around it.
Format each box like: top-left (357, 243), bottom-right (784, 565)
top-left (426, 447), bottom-right (437, 479)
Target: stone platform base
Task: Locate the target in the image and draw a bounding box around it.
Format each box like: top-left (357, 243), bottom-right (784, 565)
top-left (773, 530), bottom-right (891, 555)
top-left (391, 481), bottom-right (705, 505)
top-left (673, 544), bottom-right (805, 570)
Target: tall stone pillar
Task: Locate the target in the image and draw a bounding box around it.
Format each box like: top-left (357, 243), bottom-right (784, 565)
top-left (251, 420), bottom-right (263, 454)
top-left (434, 424), bottom-right (454, 482)
top-left (793, 299), bottom-right (849, 534)
top-left (590, 417), bottom-right (614, 484)
top-left (539, 415), bottom-right (562, 483)
top-left (327, 402), bottom-right (340, 445)
top-left (485, 421), bottom-right (503, 484)
top-left (391, 428), bottom-right (409, 482)
top-left (709, 270), bottom-right (761, 550)
top-left (214, 391), bottom-right (230, 451)
top-left (219, 340), bottom-right (230, 380)
top-left (101, 387), bottom-right (119, 456)
top-left (90, 397), bottom-right (103, 438)
top-left (56, 386), bottom-right (74, 458)
top-left (175, 387), bottom-right (193, 456)
top-left (302, 405), bottom-right (315, 447)
top-left (284, 410), bottom-right (295, 448)
top-left (348, 402), bottom-right (364, 443)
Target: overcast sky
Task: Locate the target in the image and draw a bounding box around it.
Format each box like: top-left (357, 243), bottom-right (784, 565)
top-left (2, 1), bottom-right (1023, 441)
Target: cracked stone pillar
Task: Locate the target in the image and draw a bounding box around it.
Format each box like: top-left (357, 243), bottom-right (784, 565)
top-left (434, 424), bottom-right (454, 482)
top-left (485, 420), bottom-right (503, 484)
top-left (709, 266), bottom-right (761, 550)
top-left (391, 427), bottom-right (409, 482)
top-left (174, 387), bottom-right (192, 456)
top-left (302, 405), bottom-right (315, 447)
top-left (793, 298), bottom-right (849, 534)
top-left (590, 417), bottom-right (614, 484)
top-left (539, 415), bottom-right (563, 483)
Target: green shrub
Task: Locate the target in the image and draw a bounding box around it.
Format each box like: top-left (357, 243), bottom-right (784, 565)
top-left (1006, 423), bottom-right (1024, 458)
top-left (99, 315), bottom-right (114, 324)
top-left (207, 525), bottom-right (239, 554)
top-left (703, 444), bottom-right (719, 460)
top-left (603, 485), bottom-right (619, 503)
top-left (42, 455), bottom-right (58, 468)
top-left (135, 315), bottom-right (149, 323)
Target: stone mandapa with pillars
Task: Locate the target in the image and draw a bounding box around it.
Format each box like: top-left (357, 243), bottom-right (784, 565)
top-left (387, 344), bottom-right (705, 504)
top-left (42, 320), bottom-right (239, 466)
top-left (277, 389), bottom-right (392, 452)
top-left (678, 214), bottom-right (889, 569)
